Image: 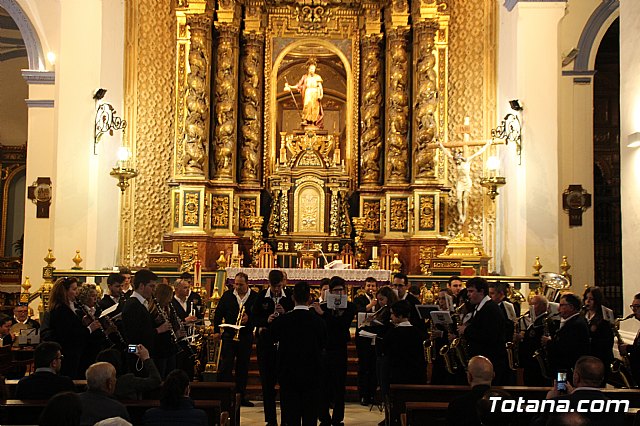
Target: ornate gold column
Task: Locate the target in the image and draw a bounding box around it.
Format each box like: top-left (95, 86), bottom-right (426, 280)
top-left (360, 3), bottom-right (383, 186)
top-left (385, 0), bottom-right (411, 185)
top-left (212, 1), bottom-right (240, 182)
top-left (174, 2), bottom-right (213, 179)
top-left (412, 19), bottom-right (439, 181)
top-left (239, 1), bottom-right (264, 186)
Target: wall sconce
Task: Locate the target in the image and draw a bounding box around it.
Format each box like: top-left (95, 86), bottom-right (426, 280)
top-left (627, 132), bottom-right (640, 148)
top-left (492, 100), bottom-right (523, 164)
top-left (480, 155), bottom-right (506, 200)
top-left (94, 88), bottom-right (127, 154)
top-left (110, 147), bottom-right (138, 192)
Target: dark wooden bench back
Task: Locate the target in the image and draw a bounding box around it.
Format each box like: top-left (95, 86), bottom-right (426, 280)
top-left (0, 399), bottom-right (223, 426)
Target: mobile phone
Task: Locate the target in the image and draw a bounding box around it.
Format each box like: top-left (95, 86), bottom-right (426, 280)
top-left (127, 344), bottom-right (138, 354)
top-left (556, 370), bottom-right (567, 393)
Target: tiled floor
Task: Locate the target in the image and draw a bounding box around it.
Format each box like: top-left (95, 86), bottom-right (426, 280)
top-left (239, 401), bottom-right (385, 425)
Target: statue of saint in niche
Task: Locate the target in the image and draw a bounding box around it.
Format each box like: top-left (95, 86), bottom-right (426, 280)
top-left (284, 57), bottom-right (324, 129)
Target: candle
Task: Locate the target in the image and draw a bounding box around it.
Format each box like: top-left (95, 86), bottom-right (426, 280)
top-left (232, 243), bottom-right (238, 257)
top-left (280, 147), bottom-right (287, 164)
top-left (194, 258), bottom-right (201, 287)
top-left (463, 116), bottom-right (470, 126)
top-left (333, 148), bottom-right (341, 165)
top-left (372, 246), bottom-right (378, 260)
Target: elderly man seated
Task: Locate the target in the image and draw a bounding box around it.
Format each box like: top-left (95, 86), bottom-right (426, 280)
top-left (78, 362), bottom-right (130, 426)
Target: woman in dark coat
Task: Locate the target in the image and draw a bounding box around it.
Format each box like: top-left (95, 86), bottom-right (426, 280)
top-left (144, 369), bottom-right (206, 426)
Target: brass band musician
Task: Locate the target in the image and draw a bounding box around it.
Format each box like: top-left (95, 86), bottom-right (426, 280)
top-left (618, 292), bottom-right (640, 385)
top-left (212, 272), bottom-right (258, 407)
top-left (516, 295), bottom-right (555, 386)
top-left (353, 277), bottom-right (378, 405)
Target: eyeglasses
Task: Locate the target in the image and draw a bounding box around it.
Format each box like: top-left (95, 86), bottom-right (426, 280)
top-left (558, 303), bottom-right (570, 307)
top-left (630, 305), bottom-right (640, 310)
top-left (55, 355), bottom-right (64, 360)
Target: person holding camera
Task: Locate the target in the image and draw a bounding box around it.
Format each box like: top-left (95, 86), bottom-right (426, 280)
top-left (97, 343), bottom-right (161, 400)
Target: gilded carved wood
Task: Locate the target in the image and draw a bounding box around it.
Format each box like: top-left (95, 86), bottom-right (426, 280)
top-left (413, 20), bottom-right (439, 180)
top-left (385, 27), bottom-right (410, 184)
top-left (212, 26), bottom-right (238, 180)
top-left (239, 35), bottom-right (263, 183)
top-left (182, 15), bottom-right (212, 176)
top-left (360, 34), bottom-right (383, 185)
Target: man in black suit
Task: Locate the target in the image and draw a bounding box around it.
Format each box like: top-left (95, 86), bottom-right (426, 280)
top-left (458, 277), bottom-right (508, 385)
top-left (535, 356), bottom-right (625, 426)
top-left (272, 281), bottom-right (327, 426)
top-left (447, 275), bottom-right (467, 309)
top-left (353, 277), bottom-right (378, 405)
top-left (252, 269), bottom-right (293, 426)
top-left (313, 276), bottom-right (357, 426)
top-left (16, 341), bottom-right (75, 399)
top-left (543, 293), bottom-right (590, 379)
top-left (98, 273), bottom-right (125, 311)
top-left (446, 355), bottom-right (494, 426)
top-left (121, 269), bottom-right (171, 365)
top-left (12, 304), bottom-right (40, 330)
top-left (213, 271), bottom-right (258, 407)
top-left (489, 281), bottom-right (516, 385)
top-left (619, 292), bottom-right (640, 384)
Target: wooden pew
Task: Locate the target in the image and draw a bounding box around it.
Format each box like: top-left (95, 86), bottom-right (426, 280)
top-left (391, 384), bottom-right (640, 425)
top-left (0, 399), bottom-right (224, 425)
top-left (5, 380), bottom-right (239, 426)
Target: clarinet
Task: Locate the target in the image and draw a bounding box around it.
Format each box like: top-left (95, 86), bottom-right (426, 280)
top-left (77, 304), bottom-right (113, 348)
top-left (167, 299), bottom-right (197, 358)
top-left (151, 295), bottom-right (182, 353)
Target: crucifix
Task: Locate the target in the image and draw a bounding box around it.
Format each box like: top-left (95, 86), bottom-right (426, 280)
top-left (430, 117), bottom-right (496, 232)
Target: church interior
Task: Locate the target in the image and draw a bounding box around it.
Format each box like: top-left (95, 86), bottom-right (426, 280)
top-left (0, 0), bottom-right (639, 423)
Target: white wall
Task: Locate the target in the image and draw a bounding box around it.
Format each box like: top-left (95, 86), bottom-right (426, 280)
top-left (18, 0), bottom-right (125, 292)
top-left (620, 0), bottom-right (640, 335)
top-left (499, 2), bottom-right (566, 276)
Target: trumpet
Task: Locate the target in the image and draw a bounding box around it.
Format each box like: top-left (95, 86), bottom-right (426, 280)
top-left (233, 305), bottom-right (245, 342)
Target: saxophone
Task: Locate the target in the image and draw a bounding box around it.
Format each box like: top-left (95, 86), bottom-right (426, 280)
top-left (506, 312), bottom-right (528, 370)
top-left (532, 315), bottom-right (552, 380)
top-left (451, 336), bottom-right (469, 369)
top-left (439, 343), bottom-right (458, 374)
top-left (611, 314), bottom-right (636, 388)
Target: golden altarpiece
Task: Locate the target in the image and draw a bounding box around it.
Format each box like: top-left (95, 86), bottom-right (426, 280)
top-left (119, 0), bottom-right (499, 274)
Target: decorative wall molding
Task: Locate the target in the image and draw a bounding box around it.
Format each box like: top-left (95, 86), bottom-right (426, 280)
top-left (504, 0), bottom-right (567, 13)
top-left (21, 70), bottom-right (55, 85)
top-left (24, 99), bottom-right (54, 108)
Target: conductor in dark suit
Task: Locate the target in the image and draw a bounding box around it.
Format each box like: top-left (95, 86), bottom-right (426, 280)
top-left (392, 273), bottom-right (425, 333)
top-left (271, 281), bottom-right (327, 426)
top-left (121, 270), bottom-right (171, 360)
top-left (313, 276), bottom-right (357, 426)
top-left (252, 269), bottom-right (294, 426)
top-left (212, 271), bottom-right (258, 407)
top-left (353, 277), bottom-right (378, 405)
top-left (542, 293), bottom-right (590, 378)
top-left (457, 277), bottom-right (507, 385)
top-left (15, 341), bottom-right (75, 399)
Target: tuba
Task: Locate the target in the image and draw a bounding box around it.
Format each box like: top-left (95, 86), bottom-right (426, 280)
top-left (538, 272), bottom-right (571, 303)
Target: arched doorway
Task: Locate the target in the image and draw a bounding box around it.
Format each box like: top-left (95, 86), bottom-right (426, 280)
top-left (593, 18), bottom-right (621, 314)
